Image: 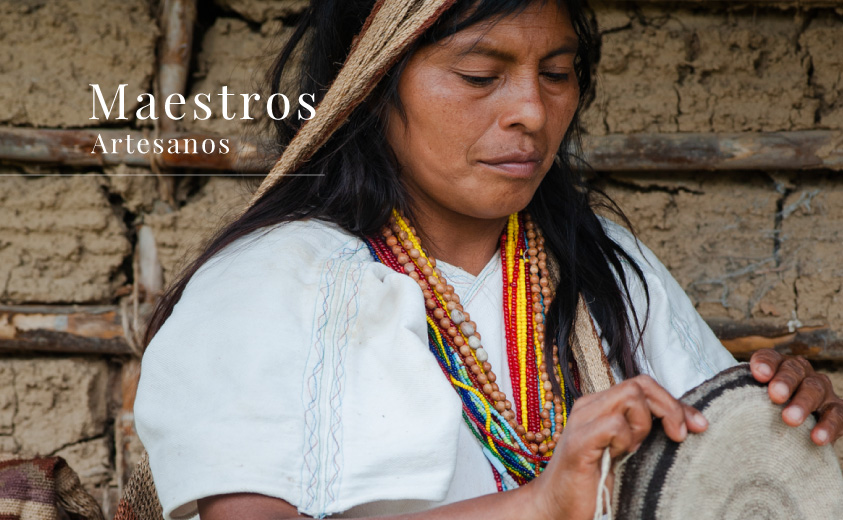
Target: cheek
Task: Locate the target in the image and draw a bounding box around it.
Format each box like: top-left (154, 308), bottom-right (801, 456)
top-left (552, 90), bottom-right (580, 134)
top-left (400, 74), bottom-right (488, 162)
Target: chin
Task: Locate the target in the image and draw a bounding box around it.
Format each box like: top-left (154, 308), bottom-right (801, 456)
top-left (465, 193), bottom-right (536, 220)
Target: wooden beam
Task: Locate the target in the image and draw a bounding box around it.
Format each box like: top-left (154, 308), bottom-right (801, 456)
top-left (0, 306), bottom-right (133, 355)
top-left (583, 131), bottom-right (843, 172)
top-left (2, 305), bottom-right (843, 362)
top-left (707, 319), bottom-right (843, 361)
top-left (1, 128), bottom-right (841, 173)
top-left (0, 127), bottom-right (267, 173)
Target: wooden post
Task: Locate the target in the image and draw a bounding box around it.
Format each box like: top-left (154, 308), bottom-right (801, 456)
top-left (114, 226), bottom-right (166, 491)
top-left (155, 0), bottom-right (197, 202)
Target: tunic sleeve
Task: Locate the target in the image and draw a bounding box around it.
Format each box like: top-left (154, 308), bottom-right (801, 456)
top-left (600, 219), bottom-right (739, 397)
top-left (134, 220), bottom-right (463, 520)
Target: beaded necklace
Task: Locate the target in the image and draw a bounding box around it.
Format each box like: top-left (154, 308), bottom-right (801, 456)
top-left (365, 209), bottom-right (570, 490)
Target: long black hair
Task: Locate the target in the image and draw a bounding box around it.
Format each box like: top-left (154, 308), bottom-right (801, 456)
top-left (144, 0), bottom-right (649, 399)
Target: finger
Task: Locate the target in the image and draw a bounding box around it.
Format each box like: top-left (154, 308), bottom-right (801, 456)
top-left (767, 356), bottom-right (812, 404)
top-left (628, 375), bottom-right (689, 443)
top-left (622, 390), bottom-right (654, 449)
top-left (750, 349), bottom-right (784, 383)
top-left (570, 376), bottom-right (696, 444)
top-left (813, 402), bottom-right (843, 446)
top-left (565, 384), bottom-right (654, 459)
top-left (566, 382), bottom-right (633, 422)
top-left (782, 375), bottom-right (828, 427)
top-left (570, 383), bottom-right (652, 447)
top-left (569, 390), bottom-right (601, 412)
top-left (683, 403), bottom-right (709, 433)
top-left (562, 414), bottom-right (636, 467)
top-left (603, 415), bottom-right (635, 459)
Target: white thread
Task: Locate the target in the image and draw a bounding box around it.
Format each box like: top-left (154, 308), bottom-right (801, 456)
top-left (593, 447), bottom-right (613, 520)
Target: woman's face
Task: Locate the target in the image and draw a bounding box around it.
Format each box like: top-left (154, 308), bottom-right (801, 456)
top-left (386, 1), bottom-right (580, 222)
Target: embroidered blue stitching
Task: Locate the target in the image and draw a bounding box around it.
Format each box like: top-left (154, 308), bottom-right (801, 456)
top-left (301, 240), bottom-right (367, 516)
top-left (301, 254), bottom-right (335, 513)
top-left (325, 246), bottom-right (365, 505)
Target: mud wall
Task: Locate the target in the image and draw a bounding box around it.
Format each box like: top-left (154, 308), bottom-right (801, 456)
top-left (1, 0), bottom-right (842, 514)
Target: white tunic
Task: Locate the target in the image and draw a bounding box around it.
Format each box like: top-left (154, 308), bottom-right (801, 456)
top-left (134, 217), bottom-right (737, 520)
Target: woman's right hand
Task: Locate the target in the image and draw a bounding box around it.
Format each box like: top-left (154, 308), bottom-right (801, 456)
top-left (198, 376), bottom-right (708, 520)
top-left (525, 375), bottom-right (709, 520)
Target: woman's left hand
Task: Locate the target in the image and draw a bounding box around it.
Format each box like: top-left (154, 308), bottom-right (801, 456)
top-left (750, 349), bottom-right (843, 446)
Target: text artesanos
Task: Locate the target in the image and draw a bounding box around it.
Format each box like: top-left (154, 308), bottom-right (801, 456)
top-left (89, 84), bottom-right (316, 155)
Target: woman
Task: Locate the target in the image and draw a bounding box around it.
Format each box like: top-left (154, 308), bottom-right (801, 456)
top-left (134, 1), bottom-right (843, 519)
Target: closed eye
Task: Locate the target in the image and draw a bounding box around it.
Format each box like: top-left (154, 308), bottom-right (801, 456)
top-left (542, 72), bottom-right (570, 83)
top-left (460, 74), bottom-right (496, 87)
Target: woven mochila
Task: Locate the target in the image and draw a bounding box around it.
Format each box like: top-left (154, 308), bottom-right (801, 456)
top-left (611, 364), bottom-right (843, 519)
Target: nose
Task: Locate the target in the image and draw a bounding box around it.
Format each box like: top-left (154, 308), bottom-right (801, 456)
top-left (498, 74), bottom-right (547, 133)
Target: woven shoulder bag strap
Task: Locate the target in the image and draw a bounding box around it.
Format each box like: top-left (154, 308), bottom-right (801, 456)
top-left (571, 294), bottom-right (616, 395)
top-left (542, 246), bottom-right (614, 395)
top-left (568, 295), bottom-right (619, 520)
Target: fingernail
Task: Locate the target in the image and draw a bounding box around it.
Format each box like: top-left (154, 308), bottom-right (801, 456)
top-left (785, 406), bottom-right (804, 423)
top-left (816, 429), bottom-right (829, 445)
top-left (693, 413), bottom-right (708, 428)
top-left (679, 422), bottom-right (687, 440)
top-left (771, 382), bottom-right (789, 399)
top-left (757, 363), bottom-right (772, 377)
top-left (631, 442), bottom-right (641, 453)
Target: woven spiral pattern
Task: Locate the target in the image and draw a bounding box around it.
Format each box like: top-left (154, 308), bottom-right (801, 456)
top-left (613, 364), bottom-right (843, 519)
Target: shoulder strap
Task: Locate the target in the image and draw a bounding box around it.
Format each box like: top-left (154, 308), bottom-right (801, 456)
top-left (571, 294), bottom-right (616, 394)
top-left (545, 250), bottom-right (616, 394)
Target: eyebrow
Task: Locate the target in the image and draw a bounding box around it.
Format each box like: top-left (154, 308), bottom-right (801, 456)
top-left (456, 38), bottom-right (578, 63)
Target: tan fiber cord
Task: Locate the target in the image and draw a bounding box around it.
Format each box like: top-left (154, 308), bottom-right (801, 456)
top-left (571, 294), bottom-right (616, 395)
top-left (568, 294), bottom-right (616, 520)
top-left (248, 0), bottom-right (458, 208)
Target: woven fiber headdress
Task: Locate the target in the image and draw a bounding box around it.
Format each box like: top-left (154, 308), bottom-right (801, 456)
top-left (247, 0), bottom-right (458, 208)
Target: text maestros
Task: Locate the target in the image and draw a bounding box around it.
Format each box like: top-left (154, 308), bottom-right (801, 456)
top-left (88, 84), bottom-right (316, 155)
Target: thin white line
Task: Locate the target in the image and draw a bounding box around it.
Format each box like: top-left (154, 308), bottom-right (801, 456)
top-left (0, 173), bottom-right (325, 177)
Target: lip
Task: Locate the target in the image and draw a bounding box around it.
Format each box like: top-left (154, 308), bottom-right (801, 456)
top-left (479, 151), bottom-right (544, 178)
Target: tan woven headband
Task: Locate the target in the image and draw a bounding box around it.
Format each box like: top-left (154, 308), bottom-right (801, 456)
top-left (247, 0), bottom-right (458, 209)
